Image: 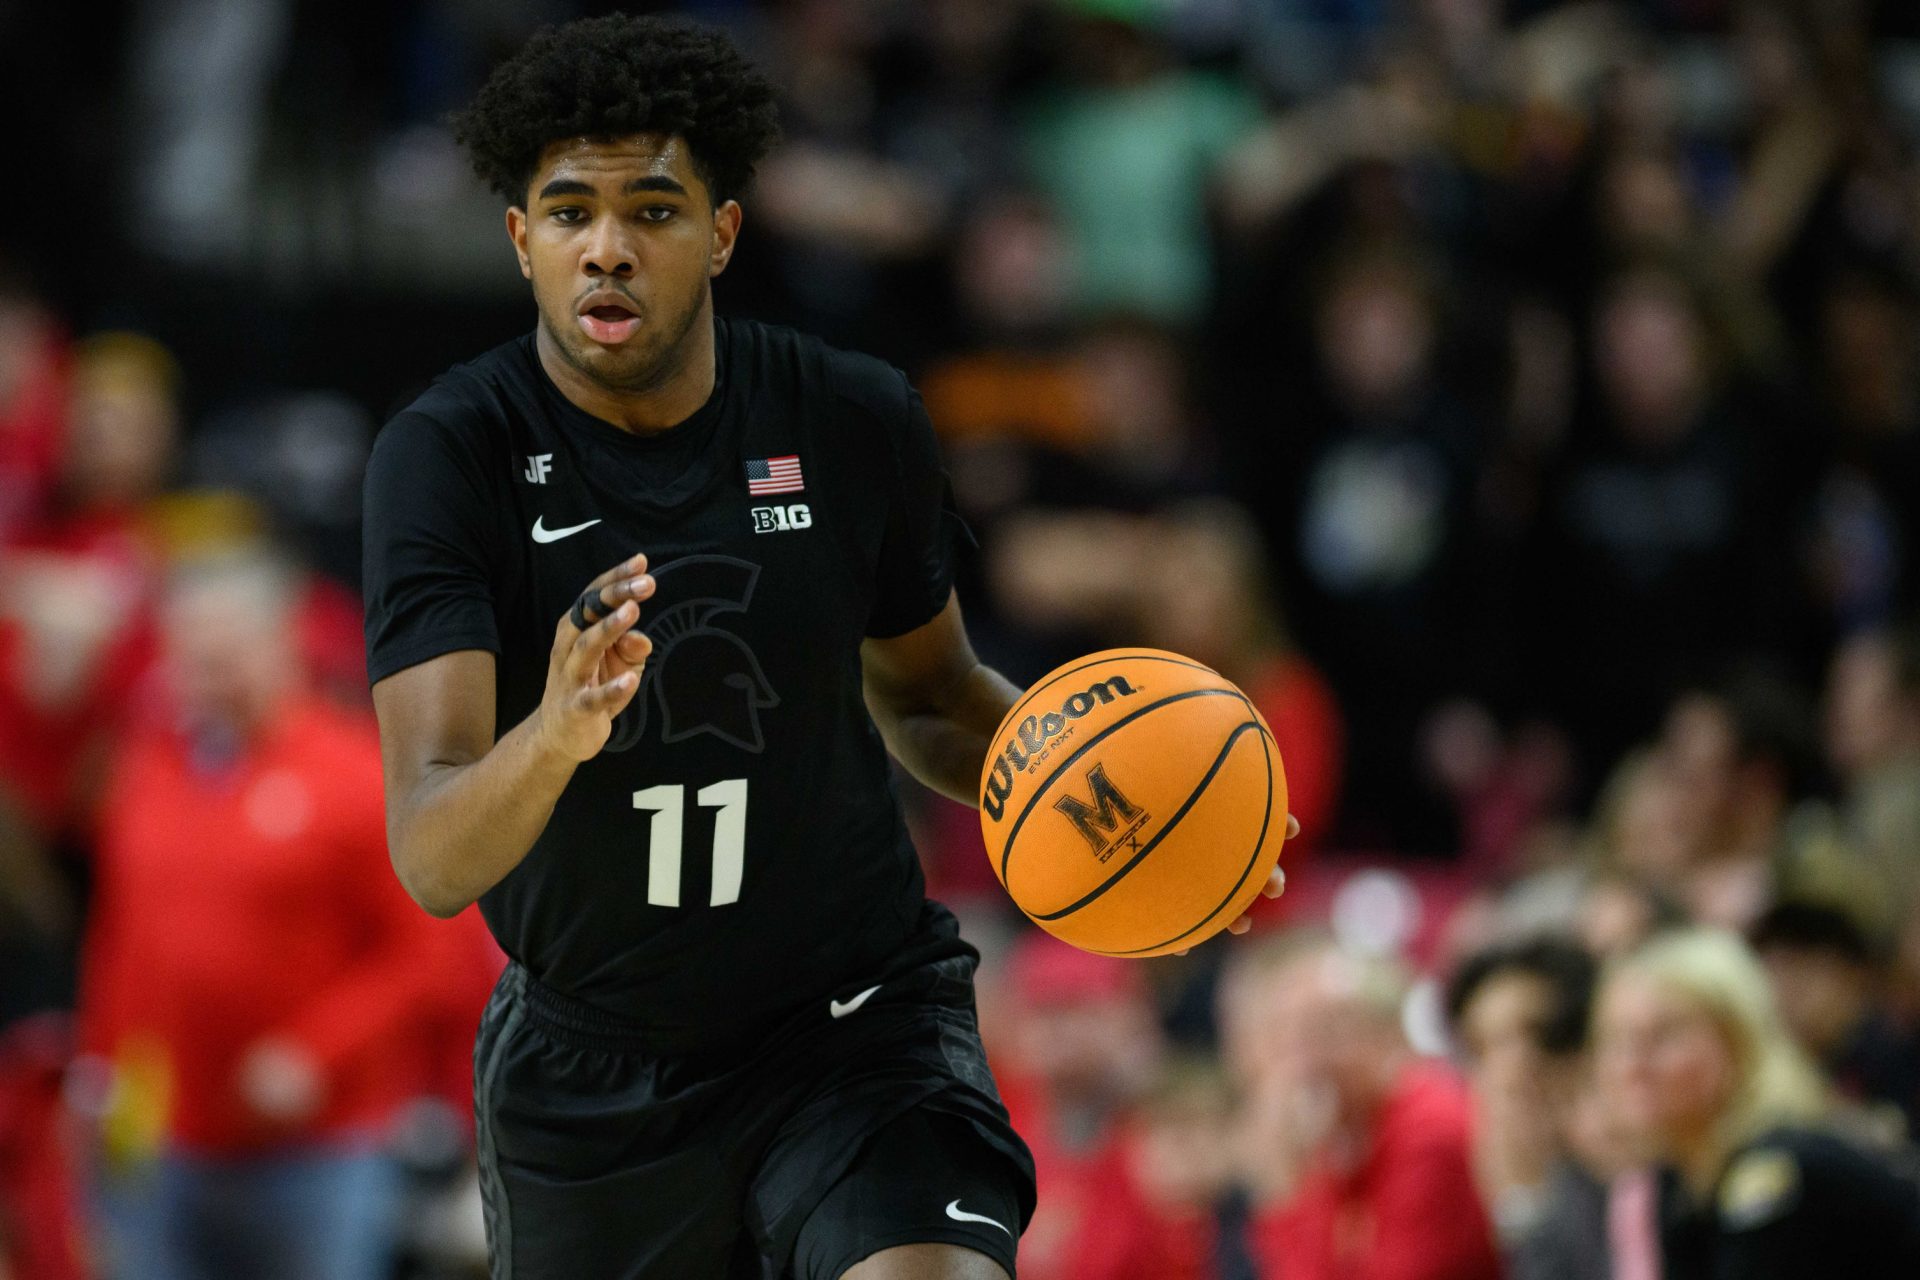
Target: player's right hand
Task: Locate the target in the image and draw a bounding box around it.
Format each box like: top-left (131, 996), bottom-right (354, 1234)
top-left (535, 553), bottom-right (656, 762)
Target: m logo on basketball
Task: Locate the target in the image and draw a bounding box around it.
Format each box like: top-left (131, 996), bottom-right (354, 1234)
top-left (1052, 763), bottom-right (1150, 864)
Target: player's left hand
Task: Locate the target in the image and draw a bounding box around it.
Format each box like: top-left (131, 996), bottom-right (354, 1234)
top-left (1177, 813), bottom-right (1297, 955)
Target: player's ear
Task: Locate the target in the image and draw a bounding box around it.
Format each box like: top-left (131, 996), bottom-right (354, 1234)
top-left (506, 205), bottom-right (533, 280)
top-left (709, 200), bottom-right (742, 278)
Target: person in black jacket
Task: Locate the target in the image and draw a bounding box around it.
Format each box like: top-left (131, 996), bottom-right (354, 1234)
top-left (1593, 928), bottom-right (1920, 1280)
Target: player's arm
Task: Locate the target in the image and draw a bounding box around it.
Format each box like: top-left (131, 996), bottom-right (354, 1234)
top-left (371, 557), bottom-right (655, 917)
top-left (860, 590), bottom-right (1021, 807)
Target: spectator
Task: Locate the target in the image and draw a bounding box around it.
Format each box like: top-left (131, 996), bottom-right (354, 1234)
top-left (997, 930), bottom-right (1163, 1280)
top-left (1445, 935), bottom-right (1610, 1280)
top-left (1226, 935), bottom-right (1501, 1280)
top-left (1593, 928), bottom-right (1920, 1280)
top-left (1750, 900), bottom-right (1920, 1139)
top-left (1536, 267), bottom-right (1781, 764)
top-left (976, 316), bottom-right (1221, 671)
top-left (1792, 275), bottom-right (1920, 652)
top-left (1576, 870), bottom-right (1687, 963)
top-left (1420, 704), bottom-right (1576, 880)
top-left (1139, 501), bottom-right (1345, 864)
top-left (1642, 669), bottom-right (1874, 932)
top-left (1021, 6), bottom-right (1261, 325)
top-left (1052, 1057), bottom-right (1241, 1280)
top-left (0, 332), bottom-right (177, 843)
top-left (1824, 624), bottom-right (1920, 912)
top-left (73, 549), bottom-right (488, 1280)
top-left (1285, 248), bottom-right (1484, 850)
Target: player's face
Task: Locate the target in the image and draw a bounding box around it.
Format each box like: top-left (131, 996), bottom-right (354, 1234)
top-left (508, 134), bottom-right (741, 392)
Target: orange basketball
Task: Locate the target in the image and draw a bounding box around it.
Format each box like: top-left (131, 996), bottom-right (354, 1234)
top-left (979, 648), bottom-right (1289, 957)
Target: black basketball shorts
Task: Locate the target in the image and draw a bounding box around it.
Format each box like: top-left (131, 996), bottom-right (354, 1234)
top-left (472, 949), bottom-right (1035, 1279)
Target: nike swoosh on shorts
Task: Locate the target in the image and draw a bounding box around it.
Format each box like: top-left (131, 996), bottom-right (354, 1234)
top-left (828, 985), bottom-right (882, 1019)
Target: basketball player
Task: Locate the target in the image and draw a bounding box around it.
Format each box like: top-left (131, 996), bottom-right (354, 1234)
top-left (361, 16), bottom-right (1289, 1280)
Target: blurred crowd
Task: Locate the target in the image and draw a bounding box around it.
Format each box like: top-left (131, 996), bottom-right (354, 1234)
top-left (6, 0), bottom-right (1920, 1276)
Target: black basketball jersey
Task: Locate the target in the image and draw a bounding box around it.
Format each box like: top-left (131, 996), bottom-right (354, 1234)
top-left (362, 316), bottom-right (969, 1050)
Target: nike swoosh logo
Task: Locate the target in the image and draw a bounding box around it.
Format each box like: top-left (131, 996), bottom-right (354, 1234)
top-left (945, 1200), bottom-right (1010, 1236)
top-left (531, 516), bottom-right (602, 544)
top-left (828, 985), bottom-right (882, 1019)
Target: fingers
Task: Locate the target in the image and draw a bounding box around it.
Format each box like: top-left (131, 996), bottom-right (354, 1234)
top-left (570, 572), bottom-right (656, 632)
top-left (1172, 863), bottom-right (1290, 958)
top-left (1285, 813), bottom-right (1301, 841)
top-left (561, 600), bottom-right (639, 683)
top-left (583, 552), bottom-right (648, 596)
top-left (574, 668), bottom-right (640, 716)
top-left (613, 628), bottom-right (654, 667)
top-left (562, 555), bottom-right (654, 634)
top-left (1261, 864), bottom-right (1288, 899)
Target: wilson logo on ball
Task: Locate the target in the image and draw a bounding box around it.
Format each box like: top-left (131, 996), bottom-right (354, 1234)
top-left (982, 676), bottom-right (1139, 822)
top-left (1052, 763), bottom-right (1149, 863)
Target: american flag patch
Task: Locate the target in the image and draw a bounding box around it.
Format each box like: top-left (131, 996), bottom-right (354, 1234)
top-left (745, 454), bottom-right (805, 495)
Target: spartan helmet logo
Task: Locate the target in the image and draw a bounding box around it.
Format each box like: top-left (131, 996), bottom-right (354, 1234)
top-left (602, 556), bottom-right (780, 754)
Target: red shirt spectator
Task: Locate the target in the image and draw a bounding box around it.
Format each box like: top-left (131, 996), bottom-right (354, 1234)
top-left (78, 692), bottom-right (485, 1153)
top-left (1017, 1109), bottom-right (1219, 1280)
top-left (999, 934), bottom-right (1179, 1280)
top-left (0, 508), bottom-right (161, 834)
top-left (1005, 1070), bottom-right (1136, 1280)
top-left (0, 331), bottom-right (184, 837)
top-left (1253, 1064), bottom-right (1502, 1280)
top-left (1006, 1059), bottom-right (1231, 1280)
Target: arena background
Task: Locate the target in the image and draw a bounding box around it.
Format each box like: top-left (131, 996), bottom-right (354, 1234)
top-left (3, 1), bottom-right (1920, 1277)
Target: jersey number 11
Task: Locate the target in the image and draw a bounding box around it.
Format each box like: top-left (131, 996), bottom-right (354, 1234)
top-left (632, 780), bottom-right (748, 907)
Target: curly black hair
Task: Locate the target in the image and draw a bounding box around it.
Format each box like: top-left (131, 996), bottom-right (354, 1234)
top-left (451, 14), bottom-right (780, 207)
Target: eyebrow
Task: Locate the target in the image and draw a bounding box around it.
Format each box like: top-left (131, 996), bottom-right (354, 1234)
top-left (626, 176), bottom-right (688, 197)
top-left (535, 175), bottom-right (691, 201)
top-left (536, 178), bottom-right (596, 201)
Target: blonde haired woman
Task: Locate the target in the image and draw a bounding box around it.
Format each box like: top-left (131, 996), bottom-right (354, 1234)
top-left (1592, 928), bottom-right (1920, 1279)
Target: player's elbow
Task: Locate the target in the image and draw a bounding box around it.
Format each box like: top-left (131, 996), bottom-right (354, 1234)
top-left (402, 870), bottom-right (475, 920)
top-left (387, 833), bottom-right (477, 919)
top-left (411, 885), bottom-right (472, 920)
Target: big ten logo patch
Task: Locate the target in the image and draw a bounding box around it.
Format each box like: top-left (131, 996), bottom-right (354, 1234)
top-left (751, 503), bottom-right (811, 533)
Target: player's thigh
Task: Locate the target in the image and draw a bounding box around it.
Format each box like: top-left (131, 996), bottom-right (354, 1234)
top-left (475, 980), bottom-right (754, 1279)
top-left (788, 1108), bottom-right (1022, 1280)
top-left (841, 1243), bottom-right (1010, 1280)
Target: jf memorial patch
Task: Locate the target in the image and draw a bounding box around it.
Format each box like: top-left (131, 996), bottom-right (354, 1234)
top-left (1718, 1149), bottom-right (1801, 1230)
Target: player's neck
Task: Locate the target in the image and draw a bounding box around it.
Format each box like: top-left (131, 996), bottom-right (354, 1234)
top-left (536, 304), bottom-right (717, 435)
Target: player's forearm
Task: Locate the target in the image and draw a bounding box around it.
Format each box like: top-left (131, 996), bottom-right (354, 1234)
top-left (387, 714), bottom-right (581, 917)
top-left (877, 662), bottom-right (1021, 807)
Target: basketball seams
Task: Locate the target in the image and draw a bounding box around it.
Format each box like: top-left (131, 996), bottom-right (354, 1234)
top-left (1029, 720), bottom-right (1262, 921)
top-left (984, 651), bottom-right (1223, 753)
top-left (1077, 723), bottom-right (1280, 957)
top-left (996, 687), bottom-right (1248, 882)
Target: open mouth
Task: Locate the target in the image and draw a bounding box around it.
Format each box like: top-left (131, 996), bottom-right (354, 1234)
top-left (577, 298), bottom-right (643, 345)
